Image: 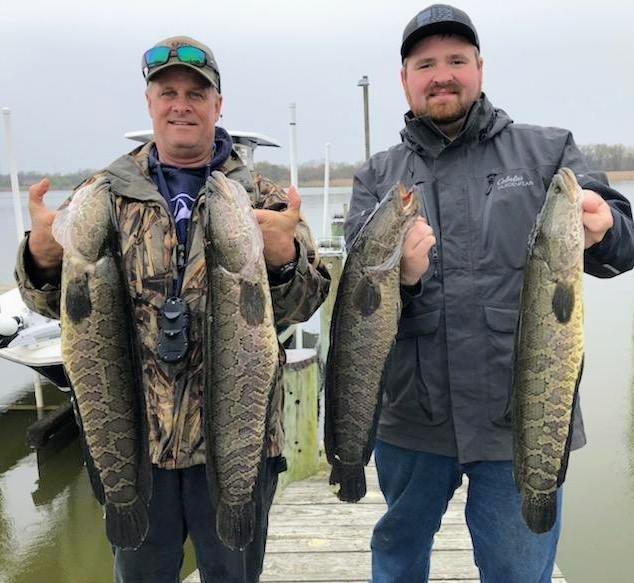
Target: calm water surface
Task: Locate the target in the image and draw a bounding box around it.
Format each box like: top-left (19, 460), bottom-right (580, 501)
top-left (0, 183), bottom-right (633, 582)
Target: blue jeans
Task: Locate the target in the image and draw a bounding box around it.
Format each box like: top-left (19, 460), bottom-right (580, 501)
top-left (371, 440), bottom-right (561, 583)
top-left (113, 458), bottom-right (282, 583)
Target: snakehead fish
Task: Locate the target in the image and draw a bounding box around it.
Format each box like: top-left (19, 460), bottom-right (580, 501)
top-left (203, 171), bottom-right (279, 550)
top-left (325, 183), bottom-right (420, 502)
top-left (512, 167), bottom-right (585, 533)
top-left (52, 177), bottom-right (151, 550)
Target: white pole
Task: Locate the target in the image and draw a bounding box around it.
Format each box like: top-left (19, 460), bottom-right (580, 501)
top-left (3, 108), bottom-right (44, 412)
top-left (33, 373), bottom-right (45, 419)
top-left (322, 143), bottom-right (331, 238)
top-left (289, 103), bottom-right (298, 188)
top-left (2, 108), bottom-right (26, 243)
top-left (288, 103), bottom-right (302, 349)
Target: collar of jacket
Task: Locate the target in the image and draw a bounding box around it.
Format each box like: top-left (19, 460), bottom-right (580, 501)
top-left (400, 93), bottom-right (511, 159)
top-left (104, 140), bottom-right (253, 202)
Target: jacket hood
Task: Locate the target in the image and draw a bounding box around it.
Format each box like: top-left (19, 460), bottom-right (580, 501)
top-left (105, 127), bottom-right (245, 201)
top-left (400, 93), bottom-right (512, 158)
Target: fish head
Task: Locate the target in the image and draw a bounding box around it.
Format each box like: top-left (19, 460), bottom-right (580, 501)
top-left (355, 182), bottom-right (420, 266)
top-left (52, 177), bottom-right (114, 262)
top-left (205, 171), bottom-right (263, 274)
top-left (533, 167), bottom-right (584, 272)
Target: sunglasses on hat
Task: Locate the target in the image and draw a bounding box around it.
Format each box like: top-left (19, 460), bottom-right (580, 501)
top-left (143, 45), bottom-right (219, 85)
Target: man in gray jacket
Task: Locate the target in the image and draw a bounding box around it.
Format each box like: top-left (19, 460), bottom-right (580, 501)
top-left (345, 5), bottom-right (634, 583)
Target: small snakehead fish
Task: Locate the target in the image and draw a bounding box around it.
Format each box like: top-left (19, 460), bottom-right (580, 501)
top-left (324, 183), bottom-right (420, 502)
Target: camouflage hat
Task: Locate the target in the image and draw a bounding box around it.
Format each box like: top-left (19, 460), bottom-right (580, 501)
top-left (142, 36), bottom-right (221, 92)
top-left (401, 4), bottom-right (480, 60)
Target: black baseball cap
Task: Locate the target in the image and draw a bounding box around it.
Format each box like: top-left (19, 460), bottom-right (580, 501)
top-left (401, 4), bottom-right (480, 60)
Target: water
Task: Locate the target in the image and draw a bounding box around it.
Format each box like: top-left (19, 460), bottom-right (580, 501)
top-left (0, 182), bottom-right (633, 582)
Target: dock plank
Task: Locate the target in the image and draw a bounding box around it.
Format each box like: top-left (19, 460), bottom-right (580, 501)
top-left (183, 461), bottom-right (566, 582)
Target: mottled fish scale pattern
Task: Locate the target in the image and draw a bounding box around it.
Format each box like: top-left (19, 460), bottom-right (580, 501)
top-left (54, 177), bottom-right (150, 550)
top-left (204, 171), bottom-right (278, 550)
top-left (325, 183), bottom-right (420, 502)
top-left (512, 167), bottom-right (584, 533)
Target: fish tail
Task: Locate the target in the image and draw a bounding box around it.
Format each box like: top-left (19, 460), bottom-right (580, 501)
top-left (329, 461), bottom-right (367, 503)
top-left (216, 501), bottom-right (255, 550)
top-left (105, 497), bottom-right (150, 550)
top-left (522, 492), bottom-right (558, 534)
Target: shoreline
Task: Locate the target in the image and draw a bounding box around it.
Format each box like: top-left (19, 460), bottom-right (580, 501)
top-left (3, 171), bottom-right (633, 193)
top-left (289, 170), bottom-right (634, 188)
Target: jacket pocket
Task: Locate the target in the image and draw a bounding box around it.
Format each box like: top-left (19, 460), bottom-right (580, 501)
top-left (484, 306), bottom-right (518, 427)
top-left (382, 309), bottom-right (449, 426)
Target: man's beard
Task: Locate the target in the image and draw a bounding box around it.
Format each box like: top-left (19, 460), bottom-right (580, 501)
top-left (412, 82), bottom-right (471, 125)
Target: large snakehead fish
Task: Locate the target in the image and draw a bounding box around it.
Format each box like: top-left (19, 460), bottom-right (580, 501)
top-left (512, 167), bottom-right (585, 533)
top-left (325, 183), bottom-right (420, 502)
top-left (203, 171), bottom-right (279, 550)
top-left (52, 177), bottom-right (151, 549)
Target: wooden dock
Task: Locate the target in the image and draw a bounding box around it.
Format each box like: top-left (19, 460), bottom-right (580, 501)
top-left (184, 458), bottom-right (567, 582)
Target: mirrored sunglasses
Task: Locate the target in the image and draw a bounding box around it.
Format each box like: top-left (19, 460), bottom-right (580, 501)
top-left (143, 45), bottom-right (218, 79)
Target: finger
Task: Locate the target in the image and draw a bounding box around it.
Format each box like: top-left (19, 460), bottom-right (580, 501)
top-left (28, 178), bottom-right (51, 205)
top-left (286, 186), bottom-right (302, 213)
top-left (581, 190), bottom-right (602, 213)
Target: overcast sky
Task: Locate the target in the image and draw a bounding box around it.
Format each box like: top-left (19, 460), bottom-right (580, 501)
top-left (0, 0), bottom-right (632, 174)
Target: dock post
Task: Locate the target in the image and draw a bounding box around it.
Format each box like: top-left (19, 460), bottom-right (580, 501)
top-left (277, 348), bottom-right (320, 494)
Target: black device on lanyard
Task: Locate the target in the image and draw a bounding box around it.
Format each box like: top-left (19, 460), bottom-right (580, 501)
top-left (153, 155), bottom-right (211, 363)
top-left (157, 296), bottom-right (191, 363)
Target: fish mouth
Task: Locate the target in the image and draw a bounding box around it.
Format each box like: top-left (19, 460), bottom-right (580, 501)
top-left (398, 183), bottom-right (418, 214)
top-left (554, 168), bottom-right (581, 204)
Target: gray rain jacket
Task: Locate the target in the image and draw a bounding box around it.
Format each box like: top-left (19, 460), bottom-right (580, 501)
top-left (346, 94), bottom-right (634, 463)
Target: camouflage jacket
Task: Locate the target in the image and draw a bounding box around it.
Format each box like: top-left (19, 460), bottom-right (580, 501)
top-left (15, 141), bottom-right (330, 469)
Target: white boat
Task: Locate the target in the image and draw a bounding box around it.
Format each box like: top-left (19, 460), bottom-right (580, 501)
top-left (0, 130), bottom-right (281, 391)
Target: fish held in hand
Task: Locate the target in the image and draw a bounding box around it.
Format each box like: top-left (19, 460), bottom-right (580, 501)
top-left (203, 171), bottom-right (279, 549)
top-left (53, 177), bottom-right (151, 550)
top-left (325, 183), bottom-right (420, 502)
top-left (512, 167), bottom-right (585, 533)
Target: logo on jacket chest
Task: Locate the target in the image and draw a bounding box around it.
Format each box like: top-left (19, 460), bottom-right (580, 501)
top-left (496, 174), bottom-right (535, 190)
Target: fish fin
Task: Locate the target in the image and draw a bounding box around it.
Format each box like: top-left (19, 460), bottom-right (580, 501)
top-left (329, 461), bottom-right (367, 503)
top-left (216, 501), bottom-right (255, 550)
top-left (557, 355), bottom-right (584, 487)
top-left (552, 281), bottom-right (575, 323)
top-left (135, 425), bottom-right (152, 505)
top-left (522, 491), bottom-right (558, 534)
top-left (203, 430), bottom-right (221, 508)
top-left (105, 497), bottom-right (150, 550)
top-left (68, 391), bottom-right (106, 504)
top-left (362, 377), bottom-right (385, 465)
top-left (66, 276), bottom-right (92, 323)
top-left (240, 281), bottom-right (266, 326)
top-left (108, 219), bottom-right (153, 506)
top-left (352, 275), bottom-right (381, 317)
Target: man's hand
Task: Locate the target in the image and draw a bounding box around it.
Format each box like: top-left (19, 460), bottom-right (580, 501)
top-left (26, 178), bottom-right (63, 276)
top-left (254, 186), bottom-right (301, 268)
top-left (400, 217), bottom-right (436, 286)
top-left (582, 189), bottom-right (614, 249)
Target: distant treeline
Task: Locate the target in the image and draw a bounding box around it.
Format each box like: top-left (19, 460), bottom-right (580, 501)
top-left (0, 170), bottom-right (95, 191)
top-left (1, 144), bottom-right (633, 189)
top-left (578, 144), bottom-right (634, 172)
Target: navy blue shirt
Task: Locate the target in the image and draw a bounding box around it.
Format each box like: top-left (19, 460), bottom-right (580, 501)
top-left (149, 127), bottom-right (234, 244)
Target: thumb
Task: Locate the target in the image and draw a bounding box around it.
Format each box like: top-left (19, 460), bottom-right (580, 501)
top-left (28, 178), bottom-right (51, 208)
top-left (286, 186), bottom-right (301, 213)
